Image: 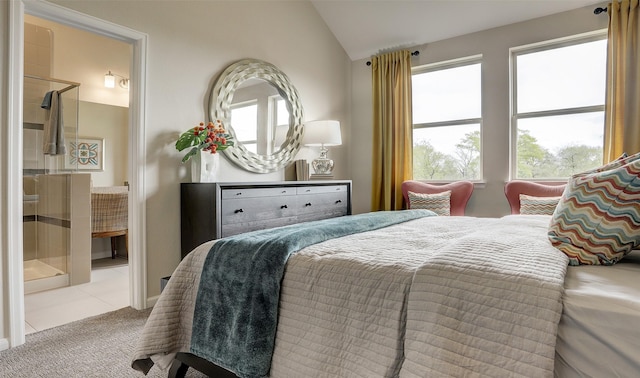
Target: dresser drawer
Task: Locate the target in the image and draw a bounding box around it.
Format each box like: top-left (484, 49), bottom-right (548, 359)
top-left (220, 197), bottom-right (297, 225)
top-left (221, 216), bottom-right (297, 238)
top-left (296, 185), bottom-right (348, 195)
top-left (222, 187), bottom-right (296, 199)
top-left (296, 190), bottom-right (349, 221)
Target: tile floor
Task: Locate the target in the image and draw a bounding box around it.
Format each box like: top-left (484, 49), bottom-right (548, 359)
top-left (24, 258), bottom-right (129, 334)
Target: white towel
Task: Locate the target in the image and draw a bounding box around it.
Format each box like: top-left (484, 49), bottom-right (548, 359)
top-left (42, 90), bottom-right (66, 155)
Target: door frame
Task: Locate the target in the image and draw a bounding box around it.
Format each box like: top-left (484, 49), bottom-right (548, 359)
top-left (6, 0), bottom-right (148, 347)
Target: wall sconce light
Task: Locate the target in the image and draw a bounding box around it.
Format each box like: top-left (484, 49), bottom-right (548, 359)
top-left (104, 70), bottom-right (129, 90)
top-left (104, 71), bottom-right (115, 88)
top-left (302, 120), bottom-right (342, 176)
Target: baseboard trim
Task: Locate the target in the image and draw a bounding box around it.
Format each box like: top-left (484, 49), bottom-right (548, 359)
top-left (146, 295), bottom-right (159, 308)
top-left (91, 250), bottom-right (112, 260)
top-left (0, 338), bottom-right (9, 352)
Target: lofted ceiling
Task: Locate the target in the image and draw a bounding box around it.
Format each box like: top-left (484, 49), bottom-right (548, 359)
top-left (310, 0), bottom-right (607, 61)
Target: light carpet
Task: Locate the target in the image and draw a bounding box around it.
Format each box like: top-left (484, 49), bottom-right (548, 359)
top-left (0, 307), bottom-right (207, 378)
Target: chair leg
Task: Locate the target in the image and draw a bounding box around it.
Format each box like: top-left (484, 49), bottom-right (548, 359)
top-left (111, 237), bottom-right (117, 259)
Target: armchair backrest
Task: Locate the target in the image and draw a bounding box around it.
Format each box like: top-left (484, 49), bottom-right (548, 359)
top-left (91, 187), bottom-right (128, 233)
top-left (401, 180), bottom-right (474, 216)
top-left (504, 181), bottom-right (566, 214)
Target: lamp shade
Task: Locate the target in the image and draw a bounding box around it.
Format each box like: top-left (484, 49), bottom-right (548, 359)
top-left (303, 120), bottom-right (342, 146)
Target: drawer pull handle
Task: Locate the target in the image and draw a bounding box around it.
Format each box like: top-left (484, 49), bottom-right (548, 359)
top-left (281, 190), bottom-right (287, 194)
top-left (335, 200), bottom-right (342, 204)
top-left (280, 205), bottom-right (288, 209)
top-left (305, 203), bottom-right (312, 207)
top-left (234, 209), bottom-right (244, 213)
top-left (305, 189), bottom-right (311, 192)
top-left (235, 192), bottom-right (243, 196)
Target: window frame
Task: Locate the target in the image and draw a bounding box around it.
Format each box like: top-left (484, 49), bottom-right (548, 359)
top-left (509, 30), bottom-right (607, 181)
top-left (411, 55), bottom-right (484, 182)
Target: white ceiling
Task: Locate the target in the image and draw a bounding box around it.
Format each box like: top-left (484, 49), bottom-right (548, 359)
top-left (310, 0), bottom-right (606, 61)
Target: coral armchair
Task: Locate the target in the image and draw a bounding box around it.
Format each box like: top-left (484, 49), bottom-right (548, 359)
top-left (504, 180), bottom-right (566, 215)
top-left (401, 180), bottom-right (474, 216)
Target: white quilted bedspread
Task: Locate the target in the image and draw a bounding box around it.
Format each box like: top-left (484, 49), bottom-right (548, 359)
top-left (132, 215), bottom-right (568, 377)
top-left (400, 215), bottom-right (568, 377)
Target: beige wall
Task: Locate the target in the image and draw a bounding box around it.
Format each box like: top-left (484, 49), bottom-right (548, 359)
top-left (79, 101), bottom-right (128, 188)
top-left (350, 3), bottom-right (609, 217)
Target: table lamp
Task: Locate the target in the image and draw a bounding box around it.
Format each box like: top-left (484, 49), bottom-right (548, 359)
top-left (302, 120), bottom-right (342, 175)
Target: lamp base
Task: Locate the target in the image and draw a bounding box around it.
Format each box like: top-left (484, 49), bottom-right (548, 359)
top-left (311, 147), bottom-right (334, 174)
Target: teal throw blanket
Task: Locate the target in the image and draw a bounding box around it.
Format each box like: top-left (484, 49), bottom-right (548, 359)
top-left (190, 210), bottom-right (434, 378)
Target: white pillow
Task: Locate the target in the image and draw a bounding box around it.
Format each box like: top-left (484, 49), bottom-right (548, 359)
top-left (407, 190), bottom-right (451, 216)
top-left (519, 194), bottom-right (561, 215)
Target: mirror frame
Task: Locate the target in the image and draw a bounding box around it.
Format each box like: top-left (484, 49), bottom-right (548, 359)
top-left (209, 59), bottom-right (304, 173)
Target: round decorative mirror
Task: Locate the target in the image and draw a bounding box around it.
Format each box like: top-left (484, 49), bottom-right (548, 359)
top-left (209, 59), bottom-right (304, 173)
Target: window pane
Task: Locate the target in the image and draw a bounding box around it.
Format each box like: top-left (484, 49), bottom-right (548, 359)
top-left (413, 63), bottom-right (481, 123)
top-left (413, 124), bottom-right (481, 180)
top-left (276, 98), bottom-right (288, 126)
top-left (516, 39), bottom-right (607, 113)
top-left (516, 112), bottom-right (603, 178)
top-left (243, 143), bottom-right (257, 154)
top-left (230, 103), bottom-right (257, 142)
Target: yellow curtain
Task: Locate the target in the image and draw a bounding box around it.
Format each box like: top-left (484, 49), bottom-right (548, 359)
top-left (604, 0), bottom-right (640, 163)
top-left (370, 50), bottom-right (413, 211)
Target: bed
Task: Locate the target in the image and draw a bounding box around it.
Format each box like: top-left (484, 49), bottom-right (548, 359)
top-left (131, 212), bottom-right (640, 378)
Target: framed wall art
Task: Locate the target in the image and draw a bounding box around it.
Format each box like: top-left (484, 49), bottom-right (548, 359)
top-left (64, 136), bottom-right (104, 171)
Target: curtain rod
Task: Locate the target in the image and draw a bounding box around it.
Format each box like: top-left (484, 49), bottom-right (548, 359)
top-left (366, 51), bottom-right (420, 66)
top-left (594, 6), bottom-right (607, 14)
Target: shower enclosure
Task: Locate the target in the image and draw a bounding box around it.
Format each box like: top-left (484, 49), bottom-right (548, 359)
top-left (23, 75), bottom-right (92, 294)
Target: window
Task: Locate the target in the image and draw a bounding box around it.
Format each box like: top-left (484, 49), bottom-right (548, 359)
top-left (230, 96), bottom-right (288, 155)
top-left (412, 57), bottom-right (482, 181)
top-left (511, 34), bottom-right (607, 179)
top-left (230, 100), bottom-right (258, 153)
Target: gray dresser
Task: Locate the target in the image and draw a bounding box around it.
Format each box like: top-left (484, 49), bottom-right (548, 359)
top-left (180, 181), bottom-right (352, 258)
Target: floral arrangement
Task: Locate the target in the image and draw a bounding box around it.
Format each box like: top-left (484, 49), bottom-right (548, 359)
top-left (175, 120), bottom-right (234, 163)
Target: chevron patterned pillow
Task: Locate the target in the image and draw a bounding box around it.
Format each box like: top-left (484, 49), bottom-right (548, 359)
top-left (548, 152), bottom-right (640, 265)
top-left (519, 194), bottom-right (561, 215)
top-left (407, 190), bottom-right (451, 216)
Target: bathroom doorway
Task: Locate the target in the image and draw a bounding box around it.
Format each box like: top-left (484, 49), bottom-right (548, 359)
top-left (22, 14), bottom-right (131, 296)
top-left (7, 0), bottom-right (148, 348)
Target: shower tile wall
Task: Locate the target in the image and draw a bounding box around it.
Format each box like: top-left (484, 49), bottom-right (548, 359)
top-left (35, 173), bottom-right (91, 285)
top-left (70, 173), bottom-right (91, 285)
top-left (36, 174), bottom-right (70, 274)
top-left (24, 22), bottom-right (52, 78)
top-left (23, 186), bottom-right (37, 261)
